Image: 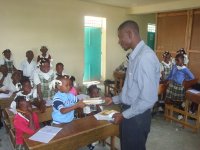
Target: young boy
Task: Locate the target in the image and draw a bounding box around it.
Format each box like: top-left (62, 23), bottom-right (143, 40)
top-left (52, 76), bottom-right (85, 124)
top-left (19, 50), bottom-right (37, 81)
top-left (14, 96), bottom-right (40, 150)
top-left (55, 62), bottom-right (68, 78)
top-left (5, 70), bottom-right (22, 94)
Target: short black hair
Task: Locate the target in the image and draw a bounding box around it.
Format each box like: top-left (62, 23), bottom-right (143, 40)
top-left (2, 49), bottom-right (11, 55)
top-left (118, 20), bottom-right (139, 35)
top-left (56, 62), bottom-right (64, 67)
top-left (87, 84), bottom-right (99, 94)
top-left (26, 50), bottom-right (33, 54)
top-left (15, 96), bottom-right (26, 109)
top-left (20, 77), bottom-right (31, 86)
top-left (175, 53), bottom-right (184, 61)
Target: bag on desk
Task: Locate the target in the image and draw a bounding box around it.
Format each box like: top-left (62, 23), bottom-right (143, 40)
top-left (192, 83), bottom-right (200, 91)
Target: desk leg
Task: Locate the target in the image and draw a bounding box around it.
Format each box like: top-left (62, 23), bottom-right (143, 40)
top-left (110, 136), bottom-right (115, 150)
top-left (196, 104), bottom-right (200, 132)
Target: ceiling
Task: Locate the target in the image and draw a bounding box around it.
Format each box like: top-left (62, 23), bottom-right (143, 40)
top-left (81, 0), bottom-right (200, 14)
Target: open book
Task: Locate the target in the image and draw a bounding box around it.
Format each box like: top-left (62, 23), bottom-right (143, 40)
top-left (94, 110), bottom-right (118, 121)
top-left (29, 126), bottom-right (62, 143)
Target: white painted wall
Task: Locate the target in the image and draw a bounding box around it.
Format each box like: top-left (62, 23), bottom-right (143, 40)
top-left (0, 0), bottom-right (155, 84)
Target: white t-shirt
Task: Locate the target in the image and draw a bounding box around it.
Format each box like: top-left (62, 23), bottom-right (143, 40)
top-left (19, 60), bottom-right (37, 79)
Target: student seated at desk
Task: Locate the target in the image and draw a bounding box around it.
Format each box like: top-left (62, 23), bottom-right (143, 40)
top-left (165, 53), bottom-right (194, 120)
top-left (14, 96), bottom-right (40, 150)
top-left (10, 77), bottom-right (45, 114)
top-left (52, 76), bottom-right (85, 124)
top-left (83, 85), bottom-right (103, 115)
top-left (4, 70), bottom-right (22, 95)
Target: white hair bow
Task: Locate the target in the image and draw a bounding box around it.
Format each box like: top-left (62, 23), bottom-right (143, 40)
top-left (49, 79), bottom-right (62, 90)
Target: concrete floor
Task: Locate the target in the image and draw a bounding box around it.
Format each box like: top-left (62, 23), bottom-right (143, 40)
top-left (0, 113), bottom-right (200, 150)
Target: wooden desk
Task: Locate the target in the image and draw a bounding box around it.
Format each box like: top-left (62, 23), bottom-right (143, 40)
top-left (0, 96), bottom-right (14, 109)
top-left (165, 90), bottom-right (200, 132)
top-left (4, 106), bottom-right (52, 129)
top-left (24, 116), bottom-right (119, 150)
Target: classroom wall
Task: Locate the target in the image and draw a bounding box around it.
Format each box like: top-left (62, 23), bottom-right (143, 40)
top-left (0, 0), bottom-right (155, 84)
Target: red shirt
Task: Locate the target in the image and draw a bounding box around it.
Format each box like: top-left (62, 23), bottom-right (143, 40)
top-left (14, 112), bottom-right (40, 145)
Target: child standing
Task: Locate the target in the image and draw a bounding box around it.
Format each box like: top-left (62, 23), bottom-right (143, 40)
top-left (19, 50), bottom-right (37, 81)
top-left (0, 49), bottom-right (17, 74)
top-left (37, 46), bottom-right (52, 63)
top-left (160, 51), bottom-right (173, 81)
top-left (172, 48), bottom-right (189, 65)
top-left (165, 54), bottom-right (194, 119)
top-left (52, 76), bottom-right (85, 124)
top-left (13, 96), bottom-right (40, 150)
top-left (33, 58), bottom-right (55, 102)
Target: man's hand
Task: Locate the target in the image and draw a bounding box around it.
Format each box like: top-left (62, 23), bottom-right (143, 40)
top-left (104, 97), bottom-right (113, 105)
top-left (112, 113), bottom-right (124, 124)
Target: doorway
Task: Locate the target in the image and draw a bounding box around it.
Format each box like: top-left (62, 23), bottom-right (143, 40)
top-left (83, 16), bottom-right (106, 83)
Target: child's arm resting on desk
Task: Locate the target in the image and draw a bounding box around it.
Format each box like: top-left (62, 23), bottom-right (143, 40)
top-left (53, 100), bottom-right (85, 114)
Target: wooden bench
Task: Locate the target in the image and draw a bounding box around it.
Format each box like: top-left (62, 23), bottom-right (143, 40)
top-left (164, 78), bottom-right (199, 132)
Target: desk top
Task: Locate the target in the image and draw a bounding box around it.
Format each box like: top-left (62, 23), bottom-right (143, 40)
top-left (186, 90), bottom-right (200, 104)
top-left (4, 106), bottom-right (52, 127)
top-left (24, 116), bottom-right (119, 150)
top-left (0, 96), bottom-right (14, 108)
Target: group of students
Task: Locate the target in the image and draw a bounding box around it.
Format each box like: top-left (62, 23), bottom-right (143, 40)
top-left (0, 47), bottom-right (102, 150)
top-left (159, 48), bottom-right (195, 119)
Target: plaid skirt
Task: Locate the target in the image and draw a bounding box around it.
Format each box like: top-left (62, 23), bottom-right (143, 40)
top-left (15, 144), bottom-right (25, 150)
top-left (166, 81), bottom-right (185, 101)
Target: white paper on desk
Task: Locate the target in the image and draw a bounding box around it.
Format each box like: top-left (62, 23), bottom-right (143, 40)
top-left (29, 126), bottom-right (62, 143)
top-left (0, 92), bottom-right (12, 99)
top-left (187, 89), bottom-right (200, 94)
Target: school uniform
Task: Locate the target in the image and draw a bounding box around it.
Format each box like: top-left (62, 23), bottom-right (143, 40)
top-left (54, 72), bottom-right (68, 78)
top-left (160, 61), bottom-right (173, 81)
top-left (52, 91), bottom-right (78, 124)
top-left (19, 60), bottom-right (37, 80)
top-left (0, 58), bottom-right (15, 73)
top-left (37, 54), bottom-right (52, 67)
top-left (10, 89), bottom-right (37, 114)
top-left (166, 65), bottom-right (194, 101)
top-left (33, 68), bottom-right (55, 100)
top-left (4, 81), bottom-right (21, 93)
top-left (14, 112), bottom-right (39, 150)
